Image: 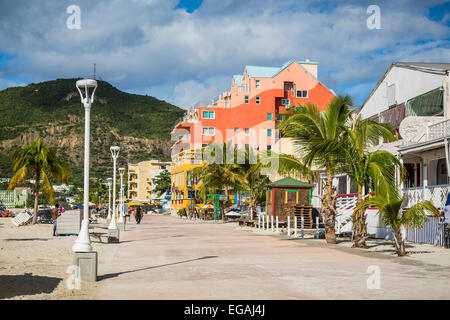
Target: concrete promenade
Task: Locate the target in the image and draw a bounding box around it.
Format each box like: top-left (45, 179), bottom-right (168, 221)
top-left (94, 215), bottom-right (450, 299)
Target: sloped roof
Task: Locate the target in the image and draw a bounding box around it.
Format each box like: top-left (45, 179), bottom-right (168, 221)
top-left (245, 66), bottom-right (280, 78)
top-left (265, 177), bottom-right (312, 188)
top-left (394, 62), bottom-right (450, 71)
top-left (358, 62), bottom-right (450, 113)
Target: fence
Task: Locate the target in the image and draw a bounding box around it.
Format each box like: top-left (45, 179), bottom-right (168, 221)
top-left (406, 217), bottom-right (447, 246)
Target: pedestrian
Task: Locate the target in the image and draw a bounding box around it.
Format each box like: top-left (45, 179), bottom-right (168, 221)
top-left (135, 206), bottom-right (142, 224)
top-left (52, 203), bottom-right (61, 236)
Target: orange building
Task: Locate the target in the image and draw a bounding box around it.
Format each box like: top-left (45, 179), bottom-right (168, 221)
top-left (170, 59), bottom-right (335, 211)
top-left (171, 59), bottom-right (335, 154)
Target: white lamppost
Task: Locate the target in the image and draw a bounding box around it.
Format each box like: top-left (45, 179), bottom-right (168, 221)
top-left (107, 177), bottom-right (112, 219)
top-left (72, 79), bottom-right (97, 253)
top-left (108, 146), bottom-right (120, 230)
top-left (118, 167), bottom-right (125, 223)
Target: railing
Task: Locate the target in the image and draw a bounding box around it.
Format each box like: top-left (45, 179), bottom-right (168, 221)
top-left (402, 184), bottom-right (450, 209)
top-left (427, 118), bottom-right (450, 140)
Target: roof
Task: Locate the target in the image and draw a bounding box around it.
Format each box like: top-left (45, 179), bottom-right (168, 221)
top-left (265, 177), bottom-right (313, 188)
top-left (394, 62), bottom-right (450, 71)
top-left (245, 66), bottom-right (280, 78)
top-left (359, 62), bottom-right (450, 113)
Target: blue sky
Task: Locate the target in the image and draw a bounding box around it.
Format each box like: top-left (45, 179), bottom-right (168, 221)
top-left (0, 0), bottom-right (449, 108)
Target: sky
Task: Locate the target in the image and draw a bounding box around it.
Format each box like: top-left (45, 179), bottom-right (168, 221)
top-left (0, 0), bottom-right (449, 109)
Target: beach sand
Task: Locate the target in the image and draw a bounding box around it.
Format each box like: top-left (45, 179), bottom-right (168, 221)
top-left (0, 216), bottom-right (117, 300)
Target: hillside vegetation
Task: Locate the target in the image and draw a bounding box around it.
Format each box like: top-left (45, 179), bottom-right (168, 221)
top-left (0, 78), bottom-right (184, 187)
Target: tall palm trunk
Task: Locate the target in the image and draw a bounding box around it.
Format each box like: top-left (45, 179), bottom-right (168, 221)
top-left (392, 227), bottom-right (406, 256)
top-left (321, 175), bottom-right (337, 244)
top-left (32, 170), bottom-right (40, 224)
top-left (351, 194), bottom-right (368, 248)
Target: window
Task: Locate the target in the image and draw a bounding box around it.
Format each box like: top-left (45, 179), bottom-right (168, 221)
top-left (284, 83), bottom-right (290, 91)
top-left (202, 110), bottom-right (215, 119)
top-left (255, 80), bottom-right (260, 89)
top-left (202, 127), bottom-right (215, 135)
top-left (267, 129), bottom-right (272, 137)
top-left (235, 128), bottom-right (239, 133)
top-left (235, 144), bottom-right (238, 149)
top-left (286, 190), bottom-right (297, 204)
top-left (245, 96), bottom-right (249, 104)
top-left (202, 143), bottom-right (207, 147)
top-left (245, 128), bottom-right (249, 134)
top-left (267, 113), bottom-right (272, 121)
top-left (256, 96), bottom-right (260, 104)
top-left (267, 145), bottom-right (272, 150)
top-left (245, 144), bottom-right (249, 150)
top-left (296, 90), bottom-right (308, 98)
top-left (281, 99), bottom-right (290, 106)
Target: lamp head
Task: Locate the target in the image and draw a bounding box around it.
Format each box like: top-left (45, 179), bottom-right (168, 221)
top-left (76, 79), bottom-right (97, 105)
top-left (110, 146), bottom-right (120, 158)
top-left (119, 167), bottom-right (125, 175)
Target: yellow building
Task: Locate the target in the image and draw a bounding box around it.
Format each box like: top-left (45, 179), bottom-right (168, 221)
top-left (128, 160), bottom-right (172, 204)
top-left (170, 149), bottom-right (204, 212)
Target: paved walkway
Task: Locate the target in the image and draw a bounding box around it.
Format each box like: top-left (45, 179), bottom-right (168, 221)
top-left (94, 215), bottom-right (450, 299)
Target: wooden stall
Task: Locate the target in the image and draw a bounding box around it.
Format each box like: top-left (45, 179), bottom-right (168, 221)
top-left (265, 177), bottom-right (313, 226)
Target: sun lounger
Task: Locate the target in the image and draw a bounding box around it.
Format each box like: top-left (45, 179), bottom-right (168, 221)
top-left (10, 211), bottom-right (33, 227)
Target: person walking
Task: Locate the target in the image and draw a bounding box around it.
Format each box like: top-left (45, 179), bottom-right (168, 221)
top-left (52, 203), bottom-right (61, 236)
top-left (135, 206), bottom-right (142, 224)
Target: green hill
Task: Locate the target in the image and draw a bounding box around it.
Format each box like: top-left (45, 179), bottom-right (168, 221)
top-left (0, 78), bottom-right (184, 187)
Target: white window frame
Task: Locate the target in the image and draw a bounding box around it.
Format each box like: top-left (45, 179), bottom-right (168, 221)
top-left (256, 96), bottom-right (260, 104)
top-left (255, 80), bottom-right (260, 89)
top-left (296, 90), bottom-right (308, 98)
top-left (202, 127), bottom-right (215, 135)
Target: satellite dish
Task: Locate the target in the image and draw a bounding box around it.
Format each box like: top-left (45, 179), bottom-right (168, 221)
top-left (399, 116), bottom-right (444, 142)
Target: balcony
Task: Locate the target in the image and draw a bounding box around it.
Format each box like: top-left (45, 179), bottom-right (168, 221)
top-left (402, 184), bottom-right (450, 209)
top-left (427, 118), bottom-right (450, 140)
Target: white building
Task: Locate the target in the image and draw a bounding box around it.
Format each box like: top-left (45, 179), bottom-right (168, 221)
top-left (359, 62), bottom-right (450, 210)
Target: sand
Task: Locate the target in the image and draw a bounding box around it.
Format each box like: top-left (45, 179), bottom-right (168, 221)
top-left (0, 216), bottom-right (118, 300)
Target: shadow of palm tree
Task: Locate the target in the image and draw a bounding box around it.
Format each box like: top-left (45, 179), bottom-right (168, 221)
top-left (98, 256), bottom-right (218, 281)
top-left (0, 273), bottom-right (62, 299)
top-left (5, 238), bottom-right (49, 241)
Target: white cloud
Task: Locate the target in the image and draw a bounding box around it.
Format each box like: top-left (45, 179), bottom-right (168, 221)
top-left (0, 0), bottom-right (448, 107)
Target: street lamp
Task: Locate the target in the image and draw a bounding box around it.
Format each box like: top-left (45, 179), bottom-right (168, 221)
top-left (118, 167), bottom-right (125, 223)
top-left (107, 177), bottom-right (112, 219)
top-left (108, 146), bottom-right (120, 230)
top-left (72, 79), bottom-right (97, 253)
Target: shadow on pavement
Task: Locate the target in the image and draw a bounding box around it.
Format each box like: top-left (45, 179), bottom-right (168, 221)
top-left (98, 256), bottom-right (219, 281)
top-left (0, 273), bottom-right (62, 299)
top-left (5, 238), bottom-right (49, 241)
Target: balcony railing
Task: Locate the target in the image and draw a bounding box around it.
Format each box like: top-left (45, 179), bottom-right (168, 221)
top-left (427, 118), bottom-right (450, 140)
top-left (402, 184), bottom-right (450, 209)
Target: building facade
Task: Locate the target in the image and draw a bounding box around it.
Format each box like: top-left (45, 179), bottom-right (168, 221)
top-left (128, 160), bottom-right (172, 204)
top-left (0, 188), bottom-right (32, 208)
top-left (359, 62), bottom-right (450, 210)
top-left (170, 59), bottom-right (336, 212)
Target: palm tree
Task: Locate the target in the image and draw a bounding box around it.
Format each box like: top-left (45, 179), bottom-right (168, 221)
top-left (341, 115), bottom-right (402, 247)
top-left (8, 139), bottom-right (70, 224)
top-left (238, 151), bottom-right (271, 220)
top-left (192, 143), bottom-right (246, 219)
top-left (356, 193), bottom-right (440, 256)
top-left (278, 95), bottom-right (354, 243)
